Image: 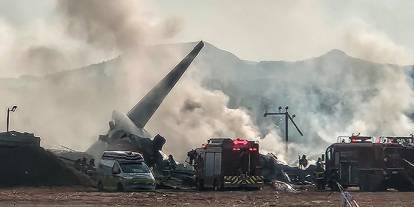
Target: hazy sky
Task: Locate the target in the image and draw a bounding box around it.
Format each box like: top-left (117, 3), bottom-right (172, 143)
top-left (153, 0), bottom-right (414, 63)
top-left (1, 0), bottom-right (414, 63)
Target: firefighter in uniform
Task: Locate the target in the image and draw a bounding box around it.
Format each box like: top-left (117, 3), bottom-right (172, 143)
top-left (299, 154), bottom-right (309, 169)
top-left (315, 157), bottom-right (325, 190)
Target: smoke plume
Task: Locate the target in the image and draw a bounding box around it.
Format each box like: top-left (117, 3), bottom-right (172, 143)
top-left (0, 0), bottom-right (180, 148)
top-left (195, 25), bottom-right (414, 162)
top-left (1, 1), bottom-right (414, 164)
top-left (0, 0), bottom-right (260, 162)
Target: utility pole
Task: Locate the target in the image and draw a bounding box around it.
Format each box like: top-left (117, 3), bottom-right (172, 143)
top-left (6, 105), bottom-right (17, 132)
top-left (264, 106), bottom-right (303, 155)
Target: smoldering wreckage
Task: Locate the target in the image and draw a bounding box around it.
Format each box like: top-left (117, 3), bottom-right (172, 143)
top-left (1, 40), bottom-right (414, 203)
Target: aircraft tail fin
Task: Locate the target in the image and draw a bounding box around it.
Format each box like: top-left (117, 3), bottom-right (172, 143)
top-left (127, 41), bottom-right (204, 128)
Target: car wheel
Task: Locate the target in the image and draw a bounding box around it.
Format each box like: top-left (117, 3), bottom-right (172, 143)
top-left (150, 185), bottom-right (156, 191)
top-left (196, 179), bottom-right (204, 191)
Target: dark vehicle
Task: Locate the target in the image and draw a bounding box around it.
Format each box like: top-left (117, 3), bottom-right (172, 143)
top-left (189, 138), bottom-right (264, 190)
top-left (323, 135), bottom-right (414, 191)
top-left (96, 151), bottom-right (156, 191)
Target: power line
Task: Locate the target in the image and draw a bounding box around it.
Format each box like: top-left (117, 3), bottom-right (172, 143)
top-left (264, 106), bottom-right (303, 155)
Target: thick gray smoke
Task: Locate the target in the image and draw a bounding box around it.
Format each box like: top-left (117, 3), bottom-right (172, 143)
top-left (146, 71), bottom-right (261, 160)
top-left (194, 32), bottom-right (414, 163)
top-left (0, 0), bottom-right (173, 147)
top-left (1, 1), bottom-right (414, 164)
top-left (58, 0), bottom-right (155, 51)
top-left (0, 0), bottom-right (260, 161)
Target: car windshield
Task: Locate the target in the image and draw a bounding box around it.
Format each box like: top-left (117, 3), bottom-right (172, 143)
top-left (119, 162), bottom-right (150, 173)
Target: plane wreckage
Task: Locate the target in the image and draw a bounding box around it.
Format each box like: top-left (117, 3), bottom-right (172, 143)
top-left (58, 41), bottom-right (204, 187)
top-left (87, 41), bottom-right (203, 162)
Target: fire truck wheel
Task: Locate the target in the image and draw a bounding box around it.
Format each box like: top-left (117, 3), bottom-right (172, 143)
top-left (316, 181), bottom-right (325, 191)
top-left (328, 182), bottom-right (339, 191)
top-left (97, 181), bottom-right (104, 192)
top-left (196, 179), bottom-right (204, 191)
top-left (213, 179), bottom-right (219, 191)
top-left (359, 172), bottom-right (384, 192)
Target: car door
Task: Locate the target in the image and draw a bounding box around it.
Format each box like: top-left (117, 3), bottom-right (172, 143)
top-left (108, 162), bottom-right (121, 191)
top-left (101, 159), bottom-right (118, 191)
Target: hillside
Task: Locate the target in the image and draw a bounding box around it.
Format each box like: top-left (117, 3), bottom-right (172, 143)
top-left (1, 42), bottom-right (413, 160)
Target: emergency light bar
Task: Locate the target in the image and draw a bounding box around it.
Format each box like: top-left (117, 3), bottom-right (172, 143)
top-left (379, 136), bottom-right (414, 144)
top-left (337, 135), bottom-right (372, 143)
top-left (350, 136), bottom-right (372, 143)
top-left (233, 138), bottom-right (248, 146)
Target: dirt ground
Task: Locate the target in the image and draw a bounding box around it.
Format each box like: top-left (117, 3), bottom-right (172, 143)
top-left (0, 186), bottom-right (414, 207)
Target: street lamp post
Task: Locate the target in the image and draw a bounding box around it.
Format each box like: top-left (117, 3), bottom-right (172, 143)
top-left (6, 105), bottom-right (17, 132)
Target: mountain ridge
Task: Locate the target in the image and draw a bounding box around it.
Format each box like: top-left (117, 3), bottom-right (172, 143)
top-left (0, 41), bottom-right (407, 81)
top-left (1, 41), bottom-right (413, 160)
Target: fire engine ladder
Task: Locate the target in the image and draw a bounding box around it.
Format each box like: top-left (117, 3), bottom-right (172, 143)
top-left (402, 159), bottom-right (414, 187)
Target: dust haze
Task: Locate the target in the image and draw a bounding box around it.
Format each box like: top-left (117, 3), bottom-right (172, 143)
top-left (0, 1), bottom-right (414, 163)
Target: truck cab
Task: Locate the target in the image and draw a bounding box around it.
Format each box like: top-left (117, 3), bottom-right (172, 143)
top-left (325, 139), bottom-right (384, 191)
top-left (96, 151), bottom-right (155, 191)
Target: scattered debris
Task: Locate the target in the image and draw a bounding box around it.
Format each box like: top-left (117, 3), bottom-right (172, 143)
top-left (337, 183), bottom-right (359, 207)
top-left (271, 180), bottom-right (297, 193)
top-left (260, 153), bottom-right (315, 185)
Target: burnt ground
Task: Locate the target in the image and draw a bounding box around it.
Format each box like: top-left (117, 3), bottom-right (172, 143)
top-left (0, 186), bottom-right (414, 207)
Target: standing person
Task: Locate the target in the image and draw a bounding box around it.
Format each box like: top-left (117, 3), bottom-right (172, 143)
top-left (299, 155), bottom-right (308, 169)
top-left (315, 157), bottom-right (325, 190)
top-left (80, 157), bottom-right (87, 173)
top-left (168, 155), bottom-right (177, 170)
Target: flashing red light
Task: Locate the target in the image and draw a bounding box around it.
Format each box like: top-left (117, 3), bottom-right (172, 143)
top-left (202, 144), bottom-right (207, 148)
top-left (233, 138), bottom-right (248, 146)
top-left (249, 148), bottom-right (257, 152)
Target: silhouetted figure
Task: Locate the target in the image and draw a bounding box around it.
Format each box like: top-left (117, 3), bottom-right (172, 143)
top-left (80, 157), bottom-right (87, 173)
top-left (315, 157), bottom-right (325, 190)
top-left (187, 150), bottom-right (197, 165)
top-left (74, 159), bottom-right (81, 171)
top-left (299, 155), bottom-right (308, 169)
top-left (316, 158), bottom-right (323, 170)
top-left (89, 158), bottom-right (95, 168)
top-left (168, 155), bottom-right (177, 170)
top-left (86, 158), bottom-right (96, 177)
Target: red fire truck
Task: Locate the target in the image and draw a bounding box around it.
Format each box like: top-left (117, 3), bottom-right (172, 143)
top-left (189, 138), bottom-right (264, 190)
